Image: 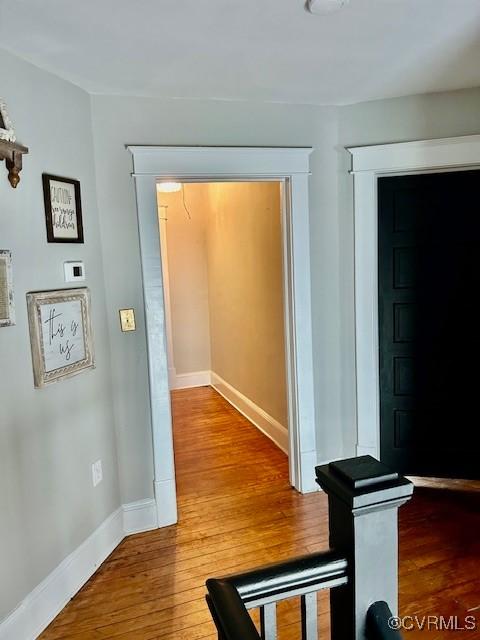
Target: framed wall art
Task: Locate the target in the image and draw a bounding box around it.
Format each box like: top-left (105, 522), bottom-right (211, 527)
top-left (42, 174), bottom-right (84, 243)
top-left (0, 250), bottom-right (15, 327)
top-left (27, 288), bottom-right (95, 388)
top-left (0, 99), bottom-right (16, 142)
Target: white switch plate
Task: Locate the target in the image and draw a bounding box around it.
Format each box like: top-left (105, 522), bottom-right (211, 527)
top-left (92, 460), bottom-right (103, 487)
top-left (119, 308), bottom-right (136, 332)
top-left (64, 261), bottom-right (86, 282)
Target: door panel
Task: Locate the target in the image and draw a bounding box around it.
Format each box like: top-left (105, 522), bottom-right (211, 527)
top-left (378, 170), bottom-right (480, 478)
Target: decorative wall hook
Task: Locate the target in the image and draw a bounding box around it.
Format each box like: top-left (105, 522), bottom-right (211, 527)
top-left (0, 140), bottom-right (28, 187)
top-left (0, 99), bottom-right (28, 188)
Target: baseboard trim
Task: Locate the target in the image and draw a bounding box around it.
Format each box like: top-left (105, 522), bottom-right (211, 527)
top-left (123, 498), bottom-right (158, 534)
top-left (171, 370), bottom-right (211, 390)
top-left (154, 479), bottom-right (178, 527)
top-left (210, 371), bottom-right (288, 454)
top-left (0, 498), bottom-right (160, 640)
top-left (0, 508), bottom-right (124, 640)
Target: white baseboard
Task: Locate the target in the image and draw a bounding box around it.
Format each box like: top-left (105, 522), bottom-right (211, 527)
top-left (210, 371), bottom-right (289, 454)
top-left (0, 508), bottom-right (124, 640)
top-left (0, 498), bottom-right (160, 640)
top-left (297, 449), bottom-right (320, 493)
top-left (123, 498), bottom-right (158, 534)
top-left (171, 370), bottom-right (211, 390)
top-left (154, 479), bottom-right (178, 527)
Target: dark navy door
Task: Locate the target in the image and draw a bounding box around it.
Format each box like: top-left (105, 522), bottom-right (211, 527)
top-left (378, 170), bottom-right (480, 478)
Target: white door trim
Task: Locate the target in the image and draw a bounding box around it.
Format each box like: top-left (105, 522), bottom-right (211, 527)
top-left (347, 134), bottom-right (480, 459)
top-left (128, 146), bottom-right (317, 526)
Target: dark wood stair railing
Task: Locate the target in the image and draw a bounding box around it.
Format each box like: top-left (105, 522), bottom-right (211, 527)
top-left (206, 455), bottom-right (413, 640)
top-left (207, 550), bottom-right (348, 639)
top-left (366, 601), bottom-right (404, 640)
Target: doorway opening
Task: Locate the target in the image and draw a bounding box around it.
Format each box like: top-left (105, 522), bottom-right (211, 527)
top-left (157, 181), bottom-right (290, 458)
top-left (129, 146), bottom-right (316, 528)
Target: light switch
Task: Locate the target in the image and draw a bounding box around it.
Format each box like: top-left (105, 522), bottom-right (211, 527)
top-left (119, 308), bottom-right (136, 332)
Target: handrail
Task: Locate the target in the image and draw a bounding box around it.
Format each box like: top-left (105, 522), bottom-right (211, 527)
top-left (206, 551), bottom-right (347, 639)
top-left (206, 455), bottom-right (413, 640)
top-left (205, 581), bottom-right (261, 640)
top-left (228, 550), bottom-right (348, 607)
top-left (366, 601), bottom-right (404, 640)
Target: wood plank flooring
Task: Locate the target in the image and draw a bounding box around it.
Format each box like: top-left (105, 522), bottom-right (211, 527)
top-left (40, 386), bottom-right (480, 639)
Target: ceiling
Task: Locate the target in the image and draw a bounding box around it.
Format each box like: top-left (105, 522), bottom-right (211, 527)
top-left (1, 0), bottom-right (479, 105)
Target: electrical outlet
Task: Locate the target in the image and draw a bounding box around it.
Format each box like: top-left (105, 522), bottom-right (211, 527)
top-left (92, 460), bottom-right (103, 487)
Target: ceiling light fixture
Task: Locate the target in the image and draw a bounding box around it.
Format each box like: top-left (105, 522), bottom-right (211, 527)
top-left (306, 0), bottom-right (350, 15)
top-left (157, 181), bottom-right (182, 193)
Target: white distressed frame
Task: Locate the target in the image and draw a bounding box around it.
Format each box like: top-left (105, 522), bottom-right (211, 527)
top-left (348, 134), bottom-right (480, 459)
top-left (0, 99), bottom-right (16, 142)
top-left (128, 146), bottom-right (317, 527)
top-left (0, 249), bottom-right (15, 326)
top-left (26, 288), bottom-right (95, 388)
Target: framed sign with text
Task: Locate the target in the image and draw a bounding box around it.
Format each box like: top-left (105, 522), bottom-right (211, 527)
top-left (42, 174), bottom-right (84, 243)
top-left (27, 288), bottom-right (95, 387)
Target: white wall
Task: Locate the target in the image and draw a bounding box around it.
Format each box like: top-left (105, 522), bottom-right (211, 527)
top-left (0, 49), bottom-right (120, 622)
top-left (159, 185), bottom-right (211, 376)
top-left (206, 182), bottom-right (288, 428)
top-left (339, 87), bottom-right (480, 146)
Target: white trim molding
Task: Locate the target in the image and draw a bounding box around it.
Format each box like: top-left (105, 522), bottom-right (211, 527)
top-left (172, 370), bottom-right (211, 390)
top-left (0, 499), bottom-right (157, 640)
top-left (347, 134), bottom-right (480, 460)
top-left (129, 145), bottom-right (313, 177)
top-left (128, 146), bottom-right (318, 497)
top-left (211, 371), bottom-right (289, 454)
top-left (123, 498), bottom-right (158, 534)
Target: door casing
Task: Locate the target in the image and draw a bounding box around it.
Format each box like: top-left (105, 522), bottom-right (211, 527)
top-left (348, 135), bottom-right (480, 462)
top-left (128, 146), bottom-right (317, 528)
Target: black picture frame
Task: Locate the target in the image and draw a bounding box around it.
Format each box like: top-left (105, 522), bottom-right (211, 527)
top-left (42, 174), bottom-right (84, 243)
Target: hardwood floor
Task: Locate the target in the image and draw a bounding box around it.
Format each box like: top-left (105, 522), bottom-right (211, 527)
top-left (40, 387), bottom-right (480, 639)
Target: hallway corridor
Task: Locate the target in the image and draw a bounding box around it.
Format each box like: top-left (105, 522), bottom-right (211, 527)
top-left (40, 387), bottom-right (479, 639)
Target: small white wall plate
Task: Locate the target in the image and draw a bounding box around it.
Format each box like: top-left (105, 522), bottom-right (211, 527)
top-left (64, 261), bottom-right (85, 282)
top-left (119, 308), bottom-right (136, 332)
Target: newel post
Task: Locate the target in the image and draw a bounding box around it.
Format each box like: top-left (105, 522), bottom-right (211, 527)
top-left (316, 455), bottom-right (414, 640)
